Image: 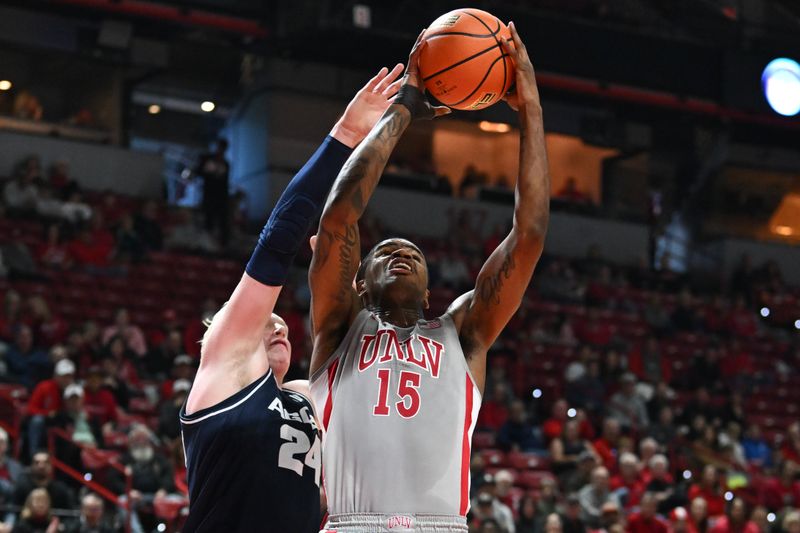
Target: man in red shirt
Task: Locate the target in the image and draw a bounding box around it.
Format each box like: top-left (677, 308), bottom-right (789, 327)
top-left (611, 452), bottom-right (645, 509)
top-left (83, 365), bottom-right (118, 428)
top-left (627, 492), bottom-right (668, 533)
top-left (26, 359), bottom-right (75, 456)
top-left (543, 399), bottom-right (569, 441)
top-left (594, 417), bottom-right (622, 471)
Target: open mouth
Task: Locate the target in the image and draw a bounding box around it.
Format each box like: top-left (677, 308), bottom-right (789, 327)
top-left (388, 259), bottom-right (413, 275)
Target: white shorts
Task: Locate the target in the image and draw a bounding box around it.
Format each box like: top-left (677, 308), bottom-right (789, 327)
top-left (321, 513), bottom-right (467, 533)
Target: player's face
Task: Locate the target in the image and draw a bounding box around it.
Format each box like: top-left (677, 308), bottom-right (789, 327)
top-left (362, 238), bottom-right (429, 307)
top-left (264, 313), bottom-right (291, 380)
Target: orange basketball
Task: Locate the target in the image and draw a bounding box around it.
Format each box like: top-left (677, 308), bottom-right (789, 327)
top-left (419, 8), bottom-right (514, 111)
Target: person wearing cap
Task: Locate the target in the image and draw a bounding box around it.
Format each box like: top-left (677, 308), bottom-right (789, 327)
top-left (669, 506), bottom-right (699, 533)
top-left (24, 359), bottom-right (75, 458)
top-left (559, 494), bottom-right (586, 533)
top-left (51, 384), bottom-right (104, 474)
top-left (83, 365), bottom-right (118, 427)
top-left (607, 372), bottom-right (649, 431)
top-left (471, 481), bottom-right (516, 533)
top-left (159, 354), bottom-right (195, 400)
top-left (493, 469), bottom-right (517, 514)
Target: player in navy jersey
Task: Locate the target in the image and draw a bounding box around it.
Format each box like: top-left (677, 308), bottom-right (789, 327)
top-left (179, 63), bottom-right (405, 533)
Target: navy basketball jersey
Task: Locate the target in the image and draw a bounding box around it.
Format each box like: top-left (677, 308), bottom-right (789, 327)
top-left (180, 370), bottom-right (321, 533)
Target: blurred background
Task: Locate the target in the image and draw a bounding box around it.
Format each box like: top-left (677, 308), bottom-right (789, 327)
top-left (0, 1), bottom-right (799, 532)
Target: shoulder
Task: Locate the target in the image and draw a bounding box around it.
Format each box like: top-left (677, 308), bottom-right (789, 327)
top-left (283, 380), bottom-right (312, 404)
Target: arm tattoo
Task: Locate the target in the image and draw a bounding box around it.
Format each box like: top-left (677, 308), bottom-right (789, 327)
top-left (333, 223), bottom-right (358, 303)
top-left (477, 249), bottom-right (516, 306)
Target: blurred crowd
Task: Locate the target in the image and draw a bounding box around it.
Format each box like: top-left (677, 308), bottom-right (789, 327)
top-left (1, 152), bottom-right (800, 533)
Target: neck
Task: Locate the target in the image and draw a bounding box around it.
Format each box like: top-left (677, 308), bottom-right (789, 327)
top-left (367, 305), bottom-right (423, 328)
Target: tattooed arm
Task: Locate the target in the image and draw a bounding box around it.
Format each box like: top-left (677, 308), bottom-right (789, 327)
top-left (309, 31), bottom-right (449, 375)
top-left (449, 23), bottom-right (550, 393)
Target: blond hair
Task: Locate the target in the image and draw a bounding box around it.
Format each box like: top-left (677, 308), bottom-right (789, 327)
top-left (20, 488), bottom-right (50, 520)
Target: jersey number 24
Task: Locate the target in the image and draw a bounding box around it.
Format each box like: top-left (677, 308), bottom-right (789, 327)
top-left (278, 425), bottom-right (321, 486)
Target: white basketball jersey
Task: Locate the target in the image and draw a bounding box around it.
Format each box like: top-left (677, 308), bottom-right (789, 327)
top-left (310, 310), bottom-right (482, 516)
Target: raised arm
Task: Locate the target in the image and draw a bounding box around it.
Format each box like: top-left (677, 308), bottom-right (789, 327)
top-left (199, 65), bottom-right (405, 370)
top-left (309, 32), bottom-right (449, 373)
top-left (452, 23), bottom-right (550, 391)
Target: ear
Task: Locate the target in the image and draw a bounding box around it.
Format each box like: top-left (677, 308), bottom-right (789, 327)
top-left (422, 288), bottom-right (430, 310)
top-left (357, 279), bottom-right (367, 299)
top-left (309, 235), bottom-right (317, 252)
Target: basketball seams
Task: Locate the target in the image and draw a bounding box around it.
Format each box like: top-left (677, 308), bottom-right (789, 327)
top-left (421, 8), bottom-right (514, 110)
top-left (421, 42), bottom-right (504, 83)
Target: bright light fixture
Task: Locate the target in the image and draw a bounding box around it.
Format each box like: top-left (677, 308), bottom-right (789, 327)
top-left (201, 101), bottom-right (215, 112)
top-left (0, 80), bottom-right (11, 91)
top-left (762, 58), bottom-right (800, 117)
top-left (148, 104), bottom-right (161, 114)
top-left (479, 120), bottom-right (511, 133)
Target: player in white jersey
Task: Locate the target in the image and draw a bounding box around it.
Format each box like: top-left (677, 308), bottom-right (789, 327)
top-left (309, 25), bottom-right (549, 532)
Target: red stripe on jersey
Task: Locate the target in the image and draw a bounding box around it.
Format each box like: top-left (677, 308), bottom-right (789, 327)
top-left (459, 372), bottom-right (474, 516)
top-left (322, 359), bottom-right (339, 431)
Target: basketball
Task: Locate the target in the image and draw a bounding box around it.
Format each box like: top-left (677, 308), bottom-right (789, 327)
top-left (419, 8), bottom-right (514, 111)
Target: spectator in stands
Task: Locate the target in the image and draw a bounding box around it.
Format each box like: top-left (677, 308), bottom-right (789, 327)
top-left (196, 138), bottom-right (230, 246)
top-left (493, 470), bottom-right (518, 515)
top-left (6, 325), bottom-right (50, 390)
top-left (556, 177), bottom-right (590, 204)
top-left (599, 500), bottom-right (625, 532)
top-left (82, 366), bottom-right (117, 428)
top-left (537, 477), bottom-right (561, 518)
top-left (643, 454), bottom-right (674, 514)
top-left (11, 452), bottom-right (75, 519)
top-left (668, 506), bottom-right (696, 533)
top-left (34, 186), bottom-right (92, 225)
top-left (556, 494), bottom-right (586, 533)
top-left (563, 451), bottom-right (598, 495)
top-left (113, 214), bottom-right (146, 264)
top-left (0, 428), bottom-right (23, 510)
top-left (52, 383), bottom-right (103, 449)
top-left (497, 399), bottom-right (544, 452)
top-left (133, 200), bottom-right (163, 252)
top-left (67, 229), bottom-right (113, 272)
top-left (99, 354), bottom-right (130, 410)
top-left (708, 498), bottom-right (758, 533)
top-left (477, 384), bottom-right (511, 432)
top-left (601, 349), bottom-right (627, 385)
top-left (63, 493), bottom-right (113, 533)
top-left (158, 378), bottom-right (190, 444)
top-left (629, 338), bottom-right (670, 385)
top-left (100, 336), bottom-right (140, 395)
top-left (0, 290), bottom-right (23, 341)
top-left (471, 481), bottom-right (516, 533)
top-left (741, 424), bottom-right (771, 468)
top-left (783, 511), bottom-right (800, 533)
top-left (470, 455), bottom-right (488, 499)
top-left (35, 224), bottom-right (72, 271)
top-left (159, 354), bottom-right (194, 400)
top-left (607, 373), bottom-right (649, 431)
top-left (593, 418), bottom-right (621, 471)
top-left (25, 359), bottom-right (75, 458)
top-left (626, 492), bottom-right (667, 533)
top-left (544, 513), bottom-right (564, 533)
top-left (689, 497), bottom-right (709, 533)
top-left (145, 329), bottom-right (184, 381)
top-left (101, 308), bottom-right (146, 357)
top-left (647, 405), bottom-right (677, 447)
top-left (551, 420), bottom-right (598, 482)
top-left (27, 297), bottom-right (66, 348)
top-left (688, 465), bottom-right (725, 518)
top-left (578, 466), bottom-right (618, 528)
top-left (515, 494), bottom-right (538, 533)
top-left (543, 399), bottom-right (570, 442)
top-left (11, 487), bottom-right (58, 533)
top-left (3, 167), bottom-right (39, 215)
top-left (47, 162), bottom-right (77, 199)
top-left (763, 460), bottom-right (800, 509)
top-left (567, 359), bottom-right (605, 418)
top-left (164, 208), bottom-right (219, 253)
top-left (110, 425), bottom-right (174, 533)
top-left (610, 452), bottom-right (644, 509)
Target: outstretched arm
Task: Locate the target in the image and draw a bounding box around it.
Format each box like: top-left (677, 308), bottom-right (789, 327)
top-left (309, 31), bottom-right (449, 374)
top-left (452, 23), bottom-right (550, 392)
top-left (199, 65), bottom-right (405, 369)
